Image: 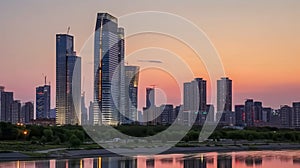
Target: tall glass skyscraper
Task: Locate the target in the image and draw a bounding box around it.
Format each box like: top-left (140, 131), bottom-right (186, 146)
top-left (123, 66), bottom-right (140, 123)
top-left (56, 34), bottom-right (81, 125)
top-left (94, 13), bottom-right (125, 125)
top-left (36, 83), bottom-right (50, 119)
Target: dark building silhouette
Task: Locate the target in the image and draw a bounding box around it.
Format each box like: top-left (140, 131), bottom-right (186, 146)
top-left (11, 100), bottom-right (21, 124)
top-left (235, 105), bottom-right (245, 126)
top-left (280, 105), bottom-right (293, 128)
top-left (293, 102), bottom-right (300, 128)
top-left (22, 102), bottom-right (34, 124)
top-left (253, 101), bottom-right (263, 123)
top-left (245, 99), bottom-right (254, 127)
top-left (36, 83), bottom-right (50, 119)
top-left (0, 87), bottom-right (13, 122)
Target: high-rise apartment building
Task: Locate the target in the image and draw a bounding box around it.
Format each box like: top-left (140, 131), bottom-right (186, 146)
top-left (183, 78), bottom-right (207, 125)
top-left (217, 77), bottom-right (232, 112)
top-left (293, 102), bottom-right (300, 128)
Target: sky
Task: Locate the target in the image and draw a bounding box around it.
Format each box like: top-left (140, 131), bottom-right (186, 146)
top-left (0, 0), bottom-right (300, 110)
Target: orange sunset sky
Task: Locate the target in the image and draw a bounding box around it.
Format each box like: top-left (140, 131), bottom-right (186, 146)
top-left (0, 0), bottom-right (300, 110)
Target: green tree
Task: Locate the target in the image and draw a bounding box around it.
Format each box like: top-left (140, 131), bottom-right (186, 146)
top-left (69, 134), bottom-right (81, 148)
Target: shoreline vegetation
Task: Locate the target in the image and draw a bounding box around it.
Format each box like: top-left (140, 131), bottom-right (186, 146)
top-left (1, 122), bottom-right (300, 160)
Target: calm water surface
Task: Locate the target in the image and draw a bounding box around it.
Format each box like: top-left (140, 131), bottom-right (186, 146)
top-left (1, 150), bottom-right (300, 168)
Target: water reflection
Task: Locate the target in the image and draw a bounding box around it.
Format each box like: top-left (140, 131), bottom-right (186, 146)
top-left (0, 150), bottom-right (300, 168)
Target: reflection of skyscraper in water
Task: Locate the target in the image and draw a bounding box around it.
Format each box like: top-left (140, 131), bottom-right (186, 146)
top-left (217, 155), bottom-right (232, 168)
top-left (146, 159), bottom-right (155, 168)
top-left (184, 157), bottom-right (207, 168)
top-left (35, 160), bottom-right (50, 168)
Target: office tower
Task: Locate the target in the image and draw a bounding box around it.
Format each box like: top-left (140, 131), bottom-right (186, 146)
top-left (94, 13), bottom-right (124, 125)
top-left (0, 88), bottom-right (13, 122)
top-left (81, 92), bottom-right (88, 125)
top-left (245, 99), bottom-right (254, 127)
top-left (143, 87), bottom-right (157, 125)
top-left (23, 102), bottom-right (34, 124)
top-left (146, 87), bottom-right (155, 108)
top-left (206, 104), bottom-right (215, 122)
top-left (66, 55), bottom-right (81, 125)
top-left (235, 105), bottom-right (245, 126)
top-left (118, 27), bottom-right (126, 124)
top-left (36, 80), bottom-right (50, 119)
top-left (183, 78), bottom-right (207, 125)
top-left (292, 102), bottom-right (300, 128)
top-left (253, 101), bottom-right (262, 122)
top-left (88, 101), bottom-right (94, 125)
top-left (11, 100), bottom-right (21, 124)
top-left (217, 77), bottom-right (232, 112)
top-left (56, 34), bottom-right (81, 125)
top-left (123, 66), bottom-right (139, 124)
top-left (279, 105), bottom-right (293, 128)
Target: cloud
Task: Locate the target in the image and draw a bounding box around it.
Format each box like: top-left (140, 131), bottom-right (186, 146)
top-left (137, 60), bottom-right (163, 63)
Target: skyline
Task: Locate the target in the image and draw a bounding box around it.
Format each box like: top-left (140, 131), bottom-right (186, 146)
top-left (1, 1), bottom-right (300, 110)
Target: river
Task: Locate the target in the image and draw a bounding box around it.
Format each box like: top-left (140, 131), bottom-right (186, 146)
top-left (0, 150), bottom-right (300, 168)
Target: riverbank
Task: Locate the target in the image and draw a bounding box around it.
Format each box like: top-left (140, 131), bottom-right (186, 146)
top-left (1, 143), bottom-right (300, 161)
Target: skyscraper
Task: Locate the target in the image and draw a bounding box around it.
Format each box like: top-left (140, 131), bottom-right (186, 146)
top-left (66, 55), bottom-right (81, 125)
top-left (11, 100), bottom-right (21, 124)
top-left (293, 102), bottom-right (300, 128)
top-left (217, 77), bottom-right (232, 112)
top-left (36, 80), bottom-right (50, 119)
top-left (146, 87), bottom-right (155, 109)
top-left (56, 34), bottom-right (81, 125)
top-left (183, 78), bottom-right (207, 125)
top-left (253, 101), bottom-right (263, 122)
top-left (0, 88), bottom-right (13, 122)
top-left (94, 13), bottom-right (124, 125)
top-left (81, 92), bottom-right (88, 125)
top-left (123, 66), bottom-right (139, 124)
top-left (279, 105), bottom-right (293, 128)
top-left (235, 105), bottom-right (245, 126)
top-left (22, 102), bottom-right (34, 124)
top-left (245, 99), bottom-right (254, 127)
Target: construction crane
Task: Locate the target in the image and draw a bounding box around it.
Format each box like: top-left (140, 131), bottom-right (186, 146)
top-left (67, 26), bottom-right (70, 35)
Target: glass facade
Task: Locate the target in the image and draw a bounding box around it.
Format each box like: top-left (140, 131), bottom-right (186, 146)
top-left (36, 85), bottom-right (50, 119)
top-left (94, 13), bottom-right (124, 125)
